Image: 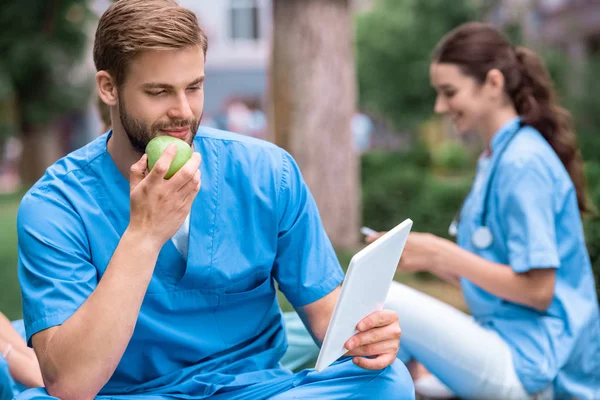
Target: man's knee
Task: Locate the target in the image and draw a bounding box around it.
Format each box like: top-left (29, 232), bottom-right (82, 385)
top-left (14, 387), bottom-right (58, 400)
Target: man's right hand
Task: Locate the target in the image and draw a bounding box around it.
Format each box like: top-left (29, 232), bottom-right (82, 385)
top-left (128, 144), bottom-right (202, 247)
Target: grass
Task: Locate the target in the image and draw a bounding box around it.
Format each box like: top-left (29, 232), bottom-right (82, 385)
top-left (0, 190), bottom-right (26, 321)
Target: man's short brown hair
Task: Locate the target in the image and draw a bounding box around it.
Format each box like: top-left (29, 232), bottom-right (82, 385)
top-left (93, 0), bottom-right (208, 86)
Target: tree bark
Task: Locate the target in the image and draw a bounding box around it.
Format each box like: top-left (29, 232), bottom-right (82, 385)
top-left (18, 121), bottom-right (63, 186)
top-left (269, 0), bottom-right (360, 249)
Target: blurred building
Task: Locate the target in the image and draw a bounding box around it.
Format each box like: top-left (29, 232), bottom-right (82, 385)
top-left (184, 0), bottom-right (373, 120)
top-left (90, 0), bottom-right (271, 120)
top-left (181, 0), bottom-right (272, 118)
top-left (84, 1), bottom-right (376, 144)
top-left (486, 0), bottom-right (600, 62)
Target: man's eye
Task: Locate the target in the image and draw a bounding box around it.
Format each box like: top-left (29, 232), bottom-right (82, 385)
top-left (187, 86), bottom-right (202, 92)
top-left (148, 91), bottom-right (166, 97)
top-left (444, 90), bottom-right (456, 98)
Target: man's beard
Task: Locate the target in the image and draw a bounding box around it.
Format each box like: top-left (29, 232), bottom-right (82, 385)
top-left (118, 97), bottom-right (201, 154)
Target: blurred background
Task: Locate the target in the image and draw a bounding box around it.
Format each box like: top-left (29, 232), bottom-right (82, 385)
top-left (1, 0), bottom-right (599, 320)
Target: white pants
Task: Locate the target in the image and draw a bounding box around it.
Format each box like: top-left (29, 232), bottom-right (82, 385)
top-left (283, 281), bottom-right (553, 400)
top-left (386, 281), bottom-right (553, 400)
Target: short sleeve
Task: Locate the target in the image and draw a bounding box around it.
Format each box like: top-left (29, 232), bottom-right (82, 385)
top-left (497, 157), bottom-right (560, 273)
top-left (17, 189), bottom-right (98, 342)
top-left (273, 150), bottom-right (344, 307)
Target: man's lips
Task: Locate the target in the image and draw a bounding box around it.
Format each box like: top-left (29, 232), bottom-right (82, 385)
top-left (161, 127), bottom-right (190, 139)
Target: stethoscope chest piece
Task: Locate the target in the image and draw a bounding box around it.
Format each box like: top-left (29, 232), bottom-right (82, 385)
top-left (472, 226), bottom-right (493, 249)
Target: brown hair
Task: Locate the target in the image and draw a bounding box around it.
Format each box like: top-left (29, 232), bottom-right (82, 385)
top-left (433, 22), bottom-right (588, 214)
top-left (93, 0), bottom-right (208, 87)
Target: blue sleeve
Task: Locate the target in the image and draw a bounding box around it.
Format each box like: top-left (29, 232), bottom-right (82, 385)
top-left (497, 157), bottom-right (560, 273)
top-left (0, 355), bottom-right (14, 399)
top-left (17, 190), bottom-right (97, 342)
top-left (273, 151), bottom-right (344, 308)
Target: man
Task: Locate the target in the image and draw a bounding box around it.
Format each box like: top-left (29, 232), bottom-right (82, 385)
top-left (16, 1), bottom-right (414, 399)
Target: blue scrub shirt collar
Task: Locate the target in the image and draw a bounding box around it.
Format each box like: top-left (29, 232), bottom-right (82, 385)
top-left (489, 116), bottom-right (522, 155)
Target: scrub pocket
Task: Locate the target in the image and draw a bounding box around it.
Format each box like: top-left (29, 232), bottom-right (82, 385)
top-left (214, 270), bottom-right (279, 347)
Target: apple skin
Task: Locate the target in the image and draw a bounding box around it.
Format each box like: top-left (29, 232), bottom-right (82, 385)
top-left (145, 136), bottom-right (193, 179)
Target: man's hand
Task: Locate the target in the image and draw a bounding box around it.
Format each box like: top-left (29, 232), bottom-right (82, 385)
top-left (344, 310), bottom-right (401, 370)
top-left (128, 144), bottom-right (201, 248)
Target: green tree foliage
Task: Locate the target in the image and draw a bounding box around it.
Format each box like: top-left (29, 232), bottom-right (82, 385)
top-left (0, 0), bottom-right (93, 137)
top-left (355, 0), bottom-right (477, 131)
top-left (575, 56), bottom-right (600, 295)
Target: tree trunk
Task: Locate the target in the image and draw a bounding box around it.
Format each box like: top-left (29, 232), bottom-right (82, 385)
top-left (19, 121), bottom-right (63, 186)
top-left (269, 0), bottom-right (360, 249)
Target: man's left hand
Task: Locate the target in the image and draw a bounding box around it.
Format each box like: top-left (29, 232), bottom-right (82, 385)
top-left (343, 310), bottom-right (401, 370)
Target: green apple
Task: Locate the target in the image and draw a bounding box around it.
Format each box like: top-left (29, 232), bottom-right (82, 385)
top-left (145, 136), bottom-right (193, 179)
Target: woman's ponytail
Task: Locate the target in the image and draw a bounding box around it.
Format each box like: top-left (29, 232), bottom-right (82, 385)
top-left (512, 46), bottom-right (589, 214)
top-left (433, 22), bottom-right (589, 215)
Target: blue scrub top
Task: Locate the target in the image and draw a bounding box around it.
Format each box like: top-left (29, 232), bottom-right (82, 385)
top-left (457, 117), bottom-right (600, 398)
top-left (17, 128), bottom-right (345, 397)
top-left (0, 357), bottom-right (12, 400)
top-left (0, 320), bottom-right (27, 399)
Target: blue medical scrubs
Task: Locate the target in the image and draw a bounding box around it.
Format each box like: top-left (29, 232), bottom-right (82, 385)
top-left (457, 117), bottom-right (600, 398)
top-left (0, 357), bottom-right (11, 400)
top-left (17, 128), bottom-right (414, 399)
top-left (0, 320), bottom-right (27, 400)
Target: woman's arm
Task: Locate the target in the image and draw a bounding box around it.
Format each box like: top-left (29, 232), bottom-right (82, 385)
top-left (0, 314), bottom-right (29, 355)
top-left (429, 235), bottom-right (556, 311)
top-left (429, 268), bottom-right (461, 287)
top-left (0, 314), bottom-right (44, 388)
top-left (367, 232), bottom-right (462, 287)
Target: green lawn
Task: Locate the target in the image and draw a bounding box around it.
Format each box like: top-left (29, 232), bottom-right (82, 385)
top-left (0, 190), bottom-right (26, 321)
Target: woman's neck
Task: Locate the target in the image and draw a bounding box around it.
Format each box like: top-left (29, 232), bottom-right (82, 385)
top-left (478, 107), bottom-right (519, 151)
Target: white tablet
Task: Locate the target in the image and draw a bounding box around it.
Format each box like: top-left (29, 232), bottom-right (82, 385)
top-left (315, 218), bottom-right (413, 372)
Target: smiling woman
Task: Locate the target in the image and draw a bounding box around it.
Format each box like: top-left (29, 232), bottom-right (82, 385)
top-left (373, 22), bottom-right (600, 400)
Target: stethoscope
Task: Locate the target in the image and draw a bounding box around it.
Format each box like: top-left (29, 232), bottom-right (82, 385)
top-left (449, 121), bottom-right (524, 249)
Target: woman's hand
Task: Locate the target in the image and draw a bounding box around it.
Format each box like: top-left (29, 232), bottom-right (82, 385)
top-left (397, 232), bottom-right (442, 273)
top-left (366, 231), bottom-right (443, 274)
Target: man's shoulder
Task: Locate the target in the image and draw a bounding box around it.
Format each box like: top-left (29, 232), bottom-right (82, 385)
top-left (195, 126), bottom-right (279, 151)
top-left (195, 126), bottom-right (288, 170)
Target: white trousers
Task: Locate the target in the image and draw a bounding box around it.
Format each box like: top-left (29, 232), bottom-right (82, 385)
top-left (282, 281), bottom-right (553, 400)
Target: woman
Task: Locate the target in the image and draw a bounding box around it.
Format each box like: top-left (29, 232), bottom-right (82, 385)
top-left (0, 313), bottom-right (43, 399)
top-left (365, 22), bottom-right (599, 399)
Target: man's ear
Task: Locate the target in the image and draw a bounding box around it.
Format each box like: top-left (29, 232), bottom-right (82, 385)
top-left (96, 71), bottom-right (118, 106)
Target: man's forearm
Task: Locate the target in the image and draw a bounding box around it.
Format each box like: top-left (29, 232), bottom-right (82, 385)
top-left (298, 286), bottom-right (341, 346)
top-left (38, 229), bottom-right (161, 400)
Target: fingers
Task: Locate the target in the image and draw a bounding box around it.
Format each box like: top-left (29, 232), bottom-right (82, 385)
top-left (147, 144), bottom-right (178, 182)
top-left (345, 339), bottom-right (399, 357)
top-left (365, 232), bottom-right (385, 244)
top-left (356, 310), bottom-right (399, 332)
top-left (172, 152), bottom-right (202, 190)
top-left (179, 170), bottom-right (202, 203)
top-left (345, 323), bottom-right (401, 353)
top-left (129, 154), bottom-right (148, 190)
top-left (352, 352), bottom-right (397, 370)
top-left (178, 168), bottom-right (201, 192)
